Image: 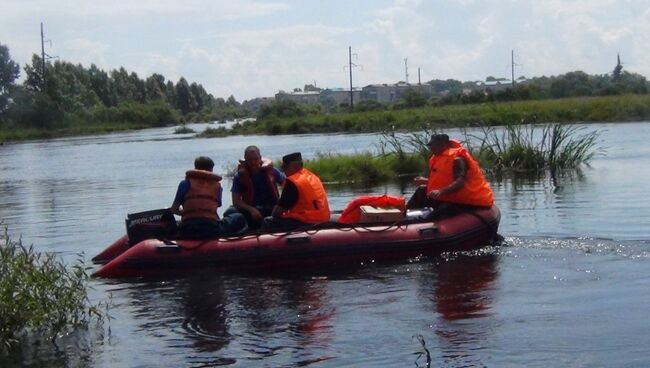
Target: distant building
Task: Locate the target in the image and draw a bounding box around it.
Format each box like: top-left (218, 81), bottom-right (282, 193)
top-left (320, 88), bottom-right (362, 106)
top-left (275, 90), bottom-right (320, 105)
top-left (269, 82), bottom-right (438, 107)
top-left (461, 77), bottom-right (529, 95)
top-left (362, 82), bottom-right (434, 103)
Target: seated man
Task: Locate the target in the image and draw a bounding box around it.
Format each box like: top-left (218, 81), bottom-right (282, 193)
top-left (262, 152), bottom-right (331, 230)
top-left (408, 134), bottom-right (494, 218)
top-left (171, 156), bottom-right (246, 239)
top-left (225, 145), bottom-right (285, 229)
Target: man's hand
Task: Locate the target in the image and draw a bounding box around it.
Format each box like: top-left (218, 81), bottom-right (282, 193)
top-left (413, 176), bottom-right (428, 186)
top-left (249, 207), bottom-right (263, 221)
top-left (426, 189), bottom-right (443, 200)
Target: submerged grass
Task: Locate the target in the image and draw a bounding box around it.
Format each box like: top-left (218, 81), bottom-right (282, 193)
top-left (469, 123), bottom-right (600, 171)
top-left (0, 225), bottom-right (103, 352)
top-left (305, 123), bottom-right (600, 186)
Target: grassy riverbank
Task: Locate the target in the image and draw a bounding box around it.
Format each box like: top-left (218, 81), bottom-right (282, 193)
top-left (2, 94), bottom-right (646, 142)
top-left (209, 94), bottom-right (650, 137)
top-left (304, 123), bottom-right (599, 186)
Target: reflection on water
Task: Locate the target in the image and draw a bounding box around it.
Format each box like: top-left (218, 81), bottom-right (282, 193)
top-left (82, 254), bottom-right (499, 368)
top-left (3, 122), bottom-right (650, 366)
top-left (418, 253), bottom-right (499, 367)
top-left (430, 253), bottom-right (498, 321)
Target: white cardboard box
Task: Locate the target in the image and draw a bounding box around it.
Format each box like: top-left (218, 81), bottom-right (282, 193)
top-left (358, 205), bottom-right (404, 223)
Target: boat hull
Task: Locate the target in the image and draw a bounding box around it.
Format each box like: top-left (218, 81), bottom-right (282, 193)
top-left (93, 206), bottom-right (500, 279)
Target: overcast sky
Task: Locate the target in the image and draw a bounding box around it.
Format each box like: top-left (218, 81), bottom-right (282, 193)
top-left (2, 0), bottom-right (649, 100)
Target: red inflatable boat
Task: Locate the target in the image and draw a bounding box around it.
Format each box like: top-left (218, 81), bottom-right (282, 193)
top-left (92, 205), bottom-right (501, 279)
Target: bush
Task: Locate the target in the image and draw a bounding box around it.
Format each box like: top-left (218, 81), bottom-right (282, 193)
top-left (0, 226), bottom-right (103, 351)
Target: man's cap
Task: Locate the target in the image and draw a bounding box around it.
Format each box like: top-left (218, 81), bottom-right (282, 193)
top-left (282, 152), bottom-right (302, 167)
top-left (427, 133), bottom-right (450, 146)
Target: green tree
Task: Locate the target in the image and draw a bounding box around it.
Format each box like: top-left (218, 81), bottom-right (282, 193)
top-left (189, 82), bottom-right (209, 112)
top-left (0, 43), bottom-right (20, 113)
top-left (401, 88), bottom-right (427, 108)
top-left (88, 64), bottom-right (115, 106)
top-left (550, 71), bottom-right (592, 98)
top-left (174, 77), bottom-right (196, 114)
top-left (226, 95), bottom-right (239, 107)
top-left (612, 54), bottom-right (623, 82)
top-left (145, 73), bottom-right (167, 102)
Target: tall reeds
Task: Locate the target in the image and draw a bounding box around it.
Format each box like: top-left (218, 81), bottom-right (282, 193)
top-left (470, 123), bottom-right (600, 171)
top-left (305, 122), bottom-right (599, 186)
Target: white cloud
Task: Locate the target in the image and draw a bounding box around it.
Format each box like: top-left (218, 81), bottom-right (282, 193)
top-left (4, 0), bottom-right (289, 21)
top-left (4, 0), bottom-right (650, 99)
top-left (61, 38), bottom-right (109, 67)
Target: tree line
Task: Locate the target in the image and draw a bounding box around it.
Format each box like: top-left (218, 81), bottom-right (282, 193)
top-left (256, 66), bottom-right (649, 119)
top-left (0, 42), bottom-right (249, 134)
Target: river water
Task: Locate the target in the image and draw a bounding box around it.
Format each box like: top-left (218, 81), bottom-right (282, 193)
top-left (1, 122), bottom-right (649, 367)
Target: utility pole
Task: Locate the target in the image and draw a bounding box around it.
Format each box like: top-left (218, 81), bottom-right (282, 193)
top-left (418, 67), bottom-right (421, 86)
top-left (344, 46), bottom-right (361, 111)
top-left (404, 58), bottom-right (409, 83)
top-left (349, 46), bottom-right (353, 108)
top-left (40, 22), bottom-right (57, 86)
top-left (41, 22), bottom-right (46, 83)
top-left (511, 50), bottom-right (515, 86)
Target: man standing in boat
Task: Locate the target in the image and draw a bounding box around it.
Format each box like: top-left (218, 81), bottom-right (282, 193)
top-left (225, 145), bottom-right (286, 229)
top-left (408, 134), bottom-right (494, 218)
top-left (263, 152), bottom-right (331, 230)
top-left (171, 156), bottom-right (246, 239)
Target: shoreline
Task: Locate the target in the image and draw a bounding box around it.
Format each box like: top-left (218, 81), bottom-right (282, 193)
top-left (2, 94), bottom-right (650, 143)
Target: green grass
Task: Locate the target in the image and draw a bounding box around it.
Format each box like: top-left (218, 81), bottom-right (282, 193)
top-left (469, 123), bottom-right (600, 171)
top-left (0, 225), bottom-right (103, 351)
top-left (174, 125), bottom-right (196, 134)
top-left (0, 122), bottom-right (150, 141)
top-left (304, 151), bottom-right (424, 186)
top-left (197, 94), bottom-right (650, 137)
top-left (4, 94), bottom-right (649, 141)
top-left (304, 123), bottom-right (600, 186)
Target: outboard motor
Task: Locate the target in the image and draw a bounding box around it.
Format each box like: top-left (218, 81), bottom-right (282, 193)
top-left (125, 208), bottom-right (177, 246)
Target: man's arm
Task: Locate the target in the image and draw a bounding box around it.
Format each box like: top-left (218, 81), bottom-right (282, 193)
top-left (170, 180), bottom-right (188, 216)
top-left (231, 174), bottom-right (263, 220)
top-left (444, 156), bottom-right (467, 194)
top-left (233, 192), bottom-right (263, 220)
top-left (273, 167), bottom-right (287, 185)
top-left (427, 157), bottom-right (467, 199)
top-left (271, 181), bottom-right (298, 217)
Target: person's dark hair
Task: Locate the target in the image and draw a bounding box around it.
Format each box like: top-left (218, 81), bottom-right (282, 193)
top-left (427, 134), bottom-right (450, 146)
top-left (194, 156), bottom-right (215, 171)
top-left (244, 145), bottom-right (260, 156)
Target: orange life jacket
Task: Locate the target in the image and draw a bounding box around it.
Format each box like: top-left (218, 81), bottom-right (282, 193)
top-left (182, 169), bottom-right (222, 222)
top-left (281, 168), bottom-right (331, 223)
top-left (338, 194), bottom-right (406, 224)
top-left (237, 157), bottom-right (279, 206)
top-left (426, 140), bottom-right (494, 207)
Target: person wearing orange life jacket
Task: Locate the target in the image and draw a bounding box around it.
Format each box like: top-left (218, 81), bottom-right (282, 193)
top-left (407, 134), bottom-right (494, 218)
top-left (223, 146), bottom-right (286, 229)
top-left (171, 156), bottom-right (246, 239)
top-left (262, 152), bottom-right (331, 230)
